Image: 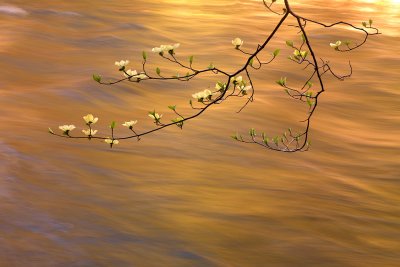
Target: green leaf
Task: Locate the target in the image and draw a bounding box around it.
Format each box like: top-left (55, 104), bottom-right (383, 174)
top-left (286, 40), bottom-right (294, 47)
top-left (369, 19), bottom-right (373, 26)
top-left (262, 134), bottom-right (268, 143)
top-left (273, 136), bottom-right (279, 145)
top-left (168, 105), bottom-right (176, 111)
top-left (307, 81), bottom-right (313, 88)
top-left (273, 49), bottom-right (280, 57)
top-left (362, 21), bottom-right (367, 27)
top-left (208, 63), bottom-right (214, 69)
top-left (264, 137), bottom-right (269, 145)
top-left (142, 51), bottom-right (147, 60)
top-left (156, 67), bottom-right (161, 75)
top-left (110, 121), bottom-right (116, 129)
top-left (301, 34), bottom-right (306, 42)
top-left (249, 128), bottom-right (256, 137)
top-left (189, 55), bottom-right (194, 65)
top-left (93, 74), bottom-right (102, 83)
top-left (276, 77), bottom-right (286, 87)
top-left (249, 58), bottom-right (254, 66)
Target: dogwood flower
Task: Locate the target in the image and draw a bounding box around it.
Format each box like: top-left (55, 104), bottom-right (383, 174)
top-left (124, 69), bottom-right (137, 77)
top-left (135, 73), bottom-right (148, 80)
top-left (293, 50), bottom-right (307, 58)
top-left (239, 84), bottom-right (252, 95)
top-left (192, 89), bottom-right (213, 101)
top-left (232, 37), bottom-right (243, 49)
top-left (164, 43), bottom-right (180, 51)
top-left (191, 92), bottom-right (203, 100)
top-left (152, 43), bottom-right (180, 54)
top-left (203, 89), bottom-right (213, 97)
top-left (82, 129), bottom-right (98, 136)
top-left (83, 114), bottom-right (98, 125)
top-left (115, 60), bottom-right (129, 68)
top-left (149, 112), bottom-right (162, 121)
top-left (122, 120), bottom-right (137, 129)
top-left (330, 40), bottom-right (341, 50)
top-left (152, 46), bottom-right (163, 53)
top-left (215, 82), bottom-right (226, 91)
top-left (233, 76), bottom-right (243, 84)
top-left (59, 125), bottom-right (76, 134)
top-left (105, 138), bottom-right (119, 145)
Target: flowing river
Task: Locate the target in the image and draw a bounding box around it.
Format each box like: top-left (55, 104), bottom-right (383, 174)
top-left (0, 0), bottom-right (399, 266)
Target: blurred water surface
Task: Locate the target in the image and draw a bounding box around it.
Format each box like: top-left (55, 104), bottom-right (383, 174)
top-left (0, 0), bottom-right (399, 266)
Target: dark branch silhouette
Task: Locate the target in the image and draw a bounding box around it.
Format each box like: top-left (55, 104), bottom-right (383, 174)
top-left (50, 0), bottom-right (380, 152)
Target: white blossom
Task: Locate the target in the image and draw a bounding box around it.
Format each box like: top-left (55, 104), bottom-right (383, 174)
top-left (234, 76), bottom-right (243, 83)
top-left (164, 43), bottom-right (180, 51)
top-left (192, 89), bottom-right (213, 101)
top-left (232, 37), bottom-right (243, 49)
top-left (115, 60), bottom-right (129, 67)
top-left (149, 113), bottom-right (162, 121)
top-left (83, 114), bottom-right (98, 125)
top-left (330, 40), bottom-right (342, 50)
top-left (122, 120), bottom-right (137, 129)
top-left (135, 73), bottom-right (148, 80)
top-left (239, 84), bottom-right (252, 95)
top-left (151, 43), bottom-right (180, 54)
top-left (82, 129), bottom-right (98, 136)
top-left (124, 69), bottom-right (137, 77)
top-left (151, 46), bottom-right (163, 53)
top-left (239, 85), bottom-right (252, 92)
top-left (105, 138), bottom-right (119, 145)
top-left (59, 125), bottom-right (76, 133)
top-left (293, 50), bottom-right (307, 58)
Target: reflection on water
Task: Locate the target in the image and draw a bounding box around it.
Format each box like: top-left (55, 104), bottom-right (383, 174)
top-left (0, 0), bottom-right (399, 266)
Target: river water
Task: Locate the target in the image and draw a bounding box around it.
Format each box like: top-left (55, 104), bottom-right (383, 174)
top-left (0, 0), bottom-right (399, 266)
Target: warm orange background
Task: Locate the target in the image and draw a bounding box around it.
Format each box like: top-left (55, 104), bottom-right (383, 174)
top-left (0, 0), bottom-right (399, 266)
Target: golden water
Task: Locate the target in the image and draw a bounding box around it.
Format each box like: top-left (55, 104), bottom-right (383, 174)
top-left (0, 0), bottom-right (399, 266)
